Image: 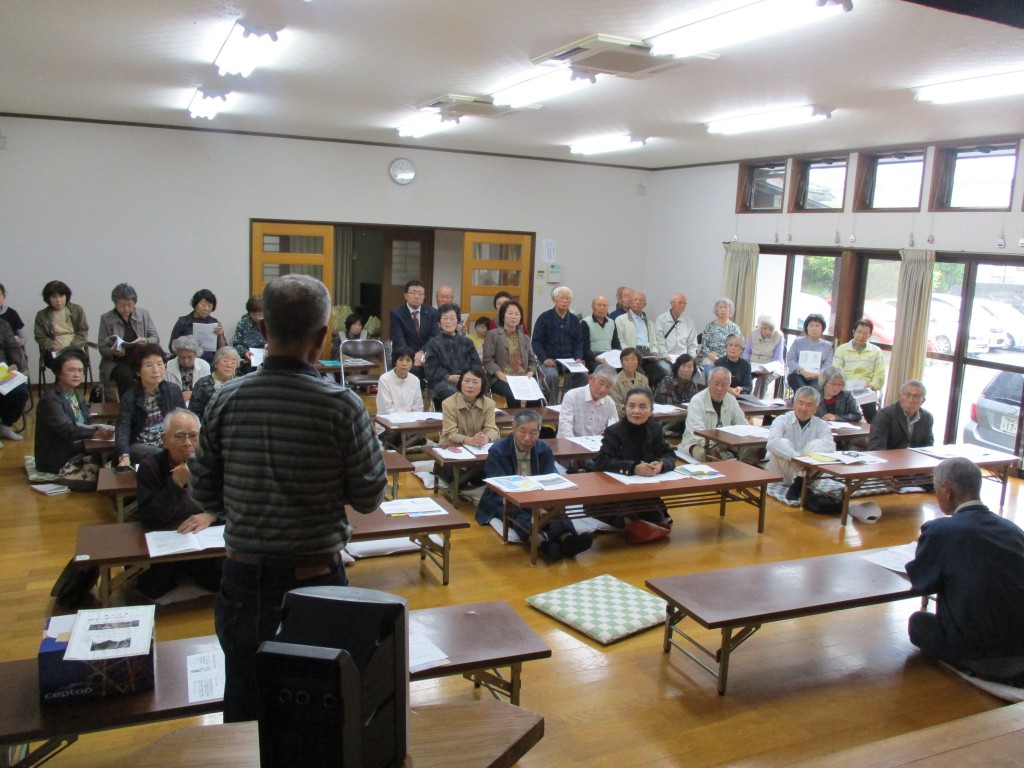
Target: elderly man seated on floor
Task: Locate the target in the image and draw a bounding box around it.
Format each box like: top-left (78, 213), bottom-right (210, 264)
top-left (475, 410), bottom-right (593, 561)
top-left (680, 366), bottom-right (757, 464)
top-left (766, 386), bottom-right (836, 501)
top-left (556, 365), bottom-right (618, 439)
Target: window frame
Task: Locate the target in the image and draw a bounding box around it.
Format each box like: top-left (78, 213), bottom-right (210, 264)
top-left (853, 150), bottom-right (925, 212)
top-left (736, 160), bottom-right (788, 213)
top-left (929, 140), bottom-right (1019, 212)
top-left (788, 155), bottom-right (850, 212)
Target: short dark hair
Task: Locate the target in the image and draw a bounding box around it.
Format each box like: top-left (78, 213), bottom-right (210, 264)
top-left (245, 295), bottom-right (263, 313)
top-left (457, 366), bottom-right (487, 393)
top-left (49, 347), bottom-right (87, 377)
top-left (403, 280), bottom-right (425, 293)
top-left (624, 386), bottom-right (654, 406)
top-left (474, 316), bottom-right (491, 330)
top-left (132, 343), bottom-right (168, 372)
top-left (110, 283), bottom-right (137, 303)
top-left (42, 280), bottom-right (72, 303)
top-left (493, 290), bottom-right (512, 308)
top-left (620, 346), bottom-right (641, 364)
top-left (498, 300), bottom-right (524, 327)
top-left (262, 275), bottom-right (331, 345)
top-left (437, 302), bottom-right (460, 320)
top-left (392, 346), bottom-right (415, 363)
top-left (854, 317), bottom-right (873, 334)
top-left (191, 289), bottom-right (217, 311)
top-left (803, 313), bottom-right (827, 334)
top-left (344, 313), bottom-right (363, 335)
top-left (671, 353), bottom-right (695, 377)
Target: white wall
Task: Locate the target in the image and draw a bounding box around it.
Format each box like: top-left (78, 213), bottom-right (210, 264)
top-left (0, 117), bottom-right (652, 374)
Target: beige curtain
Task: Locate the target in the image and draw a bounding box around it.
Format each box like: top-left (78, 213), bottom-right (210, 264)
top-left (886, 248), bottom-right (935, 406)
top-left (722, 242), bottom-right (759, 338)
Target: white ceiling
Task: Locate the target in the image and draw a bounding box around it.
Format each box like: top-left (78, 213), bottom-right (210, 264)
top-left (2, 0), bottom-right (1022, 169)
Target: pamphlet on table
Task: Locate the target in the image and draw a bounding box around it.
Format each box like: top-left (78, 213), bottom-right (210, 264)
top-left (484, 473), bottom-right (578, 492)
top-left (64, 605), bottom-right (156, 661)
top-left (145, 525), bottom-right (226, 558)
top-left (380, 497), bottom-right (448, 517)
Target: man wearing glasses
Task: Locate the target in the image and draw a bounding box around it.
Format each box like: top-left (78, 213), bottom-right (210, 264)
top-left (134, 408), bottom-right (222, 600)
top-left (868, 380), bottom-right (934, 451)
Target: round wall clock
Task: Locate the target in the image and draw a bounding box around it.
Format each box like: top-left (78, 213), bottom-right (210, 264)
top-left (389, 158), bottom-right (416, 185)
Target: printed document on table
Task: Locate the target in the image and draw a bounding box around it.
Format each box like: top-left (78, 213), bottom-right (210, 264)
top-left (434, 444), bottom-right (491, 461)
top-left (409, 632), bottom-right (449, 674)
top-left (652, 403), bottom-right (685, 415)
top-left (484, 473), bottom-right (578, 492)
top-left (912, 444), bottom-right (1005, 461)
top-left (798, 351), bottom-right (821, 373)
top-left (381, 497), bottom-right (448, 517)
top-left (604, 472), bottom-right (678, 485)
top-left (379, 411), bottom-right (442, 425)
top-left (64, 605), bottom-right (155, 661)
top-left (506, 375), bottom-right (545, 401)
top-left (676, 464), bottom-right (724, 480)
top-left (145, 525), bottom-right (225, 558)
top-left (567, 434), bottom-right (603, 451)
top-left (187, 645), bottom-right (226, 703)
top-left (860, 542), bottom-right (917, 574)
top-left (556, 358), bottom-right (588, 373)
top-left (193, 324), bottom-right (218, 354)
top-left (716, 424), bottom-right (770, 437)
top-left (827, 421), bottom-right (861, 430)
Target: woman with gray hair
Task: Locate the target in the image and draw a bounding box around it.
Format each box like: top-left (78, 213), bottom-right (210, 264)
top-left (188, 346), bottom-right (240, 420)
top-left (696, 296), bottom-right (740, 382)
top-left (742, 314), bottom-right (784, 398)
top-left (166, 336), bottom-right (210, 397)
top-left (97, 283), bottom-right (160, 397)
top-left (817, 366), bottom-right (863, 423)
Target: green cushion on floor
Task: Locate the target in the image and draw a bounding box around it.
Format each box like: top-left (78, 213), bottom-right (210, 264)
top-left (527, 574), bottom-right (666, 645)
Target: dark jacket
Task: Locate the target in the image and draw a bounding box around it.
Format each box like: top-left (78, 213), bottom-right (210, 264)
top-left (137, 448), bottom-right (206, 529)
top-left (531, 308), bottom-right (584, 362)
top-left (475, 434), bottom-right (556, 525)
top-left (115, 380), bottom-right (186, 458)
top-left (817, 389), bottom-right (862, 423)
top-left (867, 402), bottom-right (934, 451)
top-left (423, 332), bottom-right (481, 392)
top-left (592, 418), bottom-right (676, 476)
top-left (34, 387), bottom-right (96, 473)
top-left (389, 304), bottom-right (440, 352)
top-left (169, 313), bottom-right (222, 363)
top-left (714, 356), bottom-right (753, 395)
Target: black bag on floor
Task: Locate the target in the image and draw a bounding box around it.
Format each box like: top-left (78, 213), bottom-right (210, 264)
top-left (50, 558), bottom-right (99, 606)
top-left (806, 490), bottom-right (843, 516)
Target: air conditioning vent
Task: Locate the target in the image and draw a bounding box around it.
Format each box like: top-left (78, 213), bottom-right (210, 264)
top-left (417, 94), bottom-right (516, 118)
top-left (530, 34), bottom-right (684, 79)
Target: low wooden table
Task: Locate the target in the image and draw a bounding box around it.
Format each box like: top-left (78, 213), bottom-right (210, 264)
top-left (490, 462), bottom-right (781, 565)
top-left (695, 422), bottom-right (871, 461)
top-left (646, 550), bottom-right (920, 694)
top-left (76, 500), bottom-right (469, 604)
top-left (1, 601), bottom-right (548, 768)
top-left (376, 407), bottom-right (561, 455)
top-left (794, 447), bottom-right (1020, 526)
top-left (424, 437), bottom-right (599, 505)
top-left (97, 467), bottom-right (138, 522)
top-left (106, 700), bottom-right (543, 768)
top-left (783, 701), bottom-right (1024, 767)
top-left (87, 401), bottom-right (119, 421)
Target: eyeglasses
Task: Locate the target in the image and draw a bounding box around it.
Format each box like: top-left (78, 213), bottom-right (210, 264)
top-left (171, 431), bottom-right (200, 442)
top-left (900, 392), bottom-right (925, 401)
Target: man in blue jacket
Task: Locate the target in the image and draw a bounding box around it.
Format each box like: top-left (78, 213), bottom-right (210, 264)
top-left (476, 410), bottom-right (592, 560)
top-left (531, 285), bottom-right (587, 400)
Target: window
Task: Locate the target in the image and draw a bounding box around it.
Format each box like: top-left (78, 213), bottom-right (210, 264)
top-left (738, 162), bottom-right (786, 212)
top-left (855, 152), bottom-right (924, 210)
top-left (791, 157), bottom-right (848, 211)
top-left (931, 143), bottom-right (1018, 210)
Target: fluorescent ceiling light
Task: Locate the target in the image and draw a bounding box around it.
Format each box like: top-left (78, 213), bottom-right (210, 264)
top-left (187, 87), bottom-right (231, 120)
top-left (215, 19), bottom-right (283, 77)
top-left (569, 134), bottom-right (647, 155)
top-left (648, 0), bottom-right (850, 59)
top-left (492, 67), bottom-right (603, 109)
top-left (706, 105), bottom-right (831, 135)
top-left (915, 70), bottom-right (1024, 104)
top-left (397, 110), bottom-right (464, 138)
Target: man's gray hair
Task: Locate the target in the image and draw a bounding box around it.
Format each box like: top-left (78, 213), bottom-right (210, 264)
top-left (262, 274), bottom-right (331, 344)
top-left (901, 379), bottom-right (927, 396)
top-left (212, 346), bottom-right (240, 367)
top-left (821, 366), bottom-right (845, 385)
top-left (551, 285), bottom-right (573, 300)
top-left (794, 385), bottom-right (821, 405)
top-left (163, 407), bottom-right (200, 433)
top-left (933, 457), bottom-right (982, 498)
top-left (110, 283), bottom-right (138, 303)
top-left (172, 335), bottom-right (202, 354)
top-left (708, 366), bottom-right (732, 384)
top-left (512, 409), bottom-right (543, 430)
top-left (592, 364), bottom-right (617, 383)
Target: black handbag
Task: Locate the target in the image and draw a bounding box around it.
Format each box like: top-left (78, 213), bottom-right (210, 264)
top-left (50, 558), bottom-right (99, 606)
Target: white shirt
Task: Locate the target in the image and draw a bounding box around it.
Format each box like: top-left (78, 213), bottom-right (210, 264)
top-left (766, 411), bottom-right (835, 458)
top-left (655, 310), bottom-right (698, 357)
top-left (376, 369), bottom-right (423, 415)
top-left (557, 384), bottom-right (618, 438)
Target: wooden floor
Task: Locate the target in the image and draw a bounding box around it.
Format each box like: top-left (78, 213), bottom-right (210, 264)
top-left (2, 406), bottom-right (1020, 767)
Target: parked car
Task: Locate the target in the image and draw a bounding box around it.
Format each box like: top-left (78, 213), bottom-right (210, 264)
top-left (976, 298), bottom-right (1024, 350)
top-left (931, 294), bottom-right (1006, 352)
top-left (861, 299), bottom-right (897, 345)
top-left (927, 300), bottom-right (988, 356)
top-left (962, 370), bottom-right (1023, 454)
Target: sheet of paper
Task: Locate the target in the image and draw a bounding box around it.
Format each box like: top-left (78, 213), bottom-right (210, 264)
top-left (144, 526), bottom-right (224, 558)
top-left (597, 349), bottom-right (622, 368)
top-left (531, 472), bottom-right (578, 490)
top-left (798, 350), bottom-right (822, 373)
top-left (193, 324), bottom-right (218, 354)
top-left (186, 645), bottom-right (226, 703)
top-left (750, 360), bottom-right (785, 375)
top-left (556, 358), bottom-right (588, 373)
top-left (603, 471), bottom-right (677, 485)
top-left (484, 475), bottom-right (543, 492)
top-left (434, 446), bottom-right (483, 461)
top-left (249, 347), bottom-right (265, 367)
top-left (506, 375), bottom-right (545, 401)
top-left (378, 411), bottom-right (441, 425)
top-left (380, 497), bottom-right (448, 517)
top-left (652, 403), bottom-right (684, 414)
top-left (676, 464), bottom-right (724, 480)
top-left (827, 421), bottom-right (860, 430)
top-left (545, 403), bottom-right (562, 413)
top-left (860, 542), bottom-right (918, 574)
top-left (408, 632), bottom-right (449, 673)
top-left (716, 424), bottom-right (770, 437)
top-left (64, 605), bottom-right (155, 661)
top-left (567, 435), bottom-right (603, 451)
top-left (0, 368), bottom-right (28, 395)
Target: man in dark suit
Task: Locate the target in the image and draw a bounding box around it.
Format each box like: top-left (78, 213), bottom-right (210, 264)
top-left (867, 379), bottom-right (934, 450)
top-left (906, 457), bottom-right (1024, 685)
top-left (389, 279), bottom-right (439, 379)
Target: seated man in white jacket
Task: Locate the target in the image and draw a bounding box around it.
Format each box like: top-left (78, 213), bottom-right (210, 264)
top-left (681, 367), bottom-right (751, 462)
top-left (767, 386), bottom-right (836, 499)
top-left (557, 365), bottom-right (619, 438)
